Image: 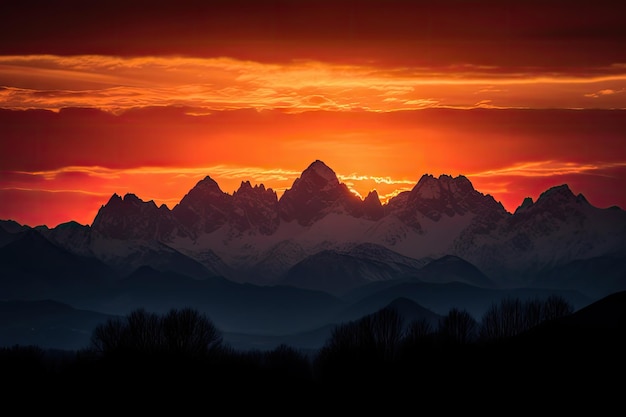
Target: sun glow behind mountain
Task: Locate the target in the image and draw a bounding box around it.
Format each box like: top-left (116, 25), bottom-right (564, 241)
top-left (1, 1), bottom-right (625, 227)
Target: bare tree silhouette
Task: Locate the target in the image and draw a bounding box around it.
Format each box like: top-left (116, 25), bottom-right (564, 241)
top-left (160, 307), bottom-right (222, 356)
top-left (125, 308), bottom-right (161, 353)
top-left (90, 307), bottom-right (222, 357)
top-left (523, 298), bottom-right (544, 330)
top-left (479, 297), bottom-right (524, 340)
top-left (438, 308), bottom-right (477, 345)
top-left (479, 295), bottom-right (575, 341)
top-left (402, 318), bottom-right (434, 347)
top-left (543, 294), bottom-right (574, 321)
top-left (370, 307), bottom-right (404, 361)
top-left (91, 317), bottom-right (125, 354)
top-left (314, 306), bottom-right (404, 383)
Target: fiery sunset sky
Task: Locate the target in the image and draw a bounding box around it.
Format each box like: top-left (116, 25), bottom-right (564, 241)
top-left (1, 0), bottom-right (625, 227)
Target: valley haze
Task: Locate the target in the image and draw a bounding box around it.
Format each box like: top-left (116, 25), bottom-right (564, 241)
top-left (1, 160), bottom-right (624, 352)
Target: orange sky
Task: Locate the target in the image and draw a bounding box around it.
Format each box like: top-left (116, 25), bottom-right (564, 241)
top-left (1, 1), bottom-right (625, 227)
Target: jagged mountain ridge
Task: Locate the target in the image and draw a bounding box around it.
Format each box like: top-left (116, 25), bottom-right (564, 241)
top-left (5, 160), bottom-right (626, 296)
top-left (88, 160), bottom-right (509, 271)
top-left (92, 160), bottom-right (384, 239)
top-left (92, 160), bottom-right (508, 239)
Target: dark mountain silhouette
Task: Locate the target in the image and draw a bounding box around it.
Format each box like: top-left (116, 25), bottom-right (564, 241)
top-left (0, 299), bottom-right (116, 351)
top-left (363, 190), bottom-right (385, 220)
top-left (224, 297), bottom-right (441, 352)
top-left (280, 243), bottom-right (431, 295)
top-left (95, 238), bottom-right (218, 279)
top-left (529, 255), bottom-right (626, 299)
top-left (0, 230), bottom-right (115, 302)
top-left (371, 296), bottom-right (441, 330)
top-left (492, 290), bottom-right (626, 390)
top-left (517, 289), bottom-right (626, 344)
top-left (38, 220), bottom-right (92, 257)
top-left (93, 265), bottom-right (346, 335)
top-left (0, 219), bottom-right (30, 247)
top-left (0, 219), bottom-right (29, 234)
top-left (415, 254), bottom-right (495, 288)
top-left (281, 250), bottom-right (410, 295)
top-left (92, 193), bottom-right (181, 241)
top-left (339, 280), bottom-right (592, 322)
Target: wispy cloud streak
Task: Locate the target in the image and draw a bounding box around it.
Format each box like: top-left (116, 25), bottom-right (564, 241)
top-left (2, 55), bottom-right (625, 112)
top-left (469, 161), bottom-right (626, 178)
top-left (0, 164), bottom-right (423, 206)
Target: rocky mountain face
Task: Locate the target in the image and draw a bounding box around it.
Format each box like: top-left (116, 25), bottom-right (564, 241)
top-left (92, 193), bottom-right (182, 241)
top-left (6, 160), bottom-right (625, 297)
top-left (387, 173), bottom-right (508, 226)
top-left (172, 176), bottom-right (232, 236)
top-left (231, 181), bottom-right (280, 235)
top-left (278, 160), bottom-right (364, 225)
top-left (453, 183), bottom-right (626, 282)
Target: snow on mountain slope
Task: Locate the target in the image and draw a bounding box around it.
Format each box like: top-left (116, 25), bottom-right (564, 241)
top-left (453, 185), bottom-right (626, 284)
top-left (14, 160), bottom-right (624, 294)
top-left (365, 211), bottom-right (477, 260)
top-left (89, 232), bottom-right (215, 279)
top-left (171, 176), bottom-right (232, 237)
top-left (342, 242), bottom-right (431, 270)
top-left (281, 250), bottom-right (408, 295)
top-left (231, 181), bottom-right (280, 235)
top-left (39, 221), bottom-right (94, 257)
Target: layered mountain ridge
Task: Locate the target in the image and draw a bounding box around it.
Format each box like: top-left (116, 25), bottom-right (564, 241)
top-left (3, 160), bottom-right (625, 298)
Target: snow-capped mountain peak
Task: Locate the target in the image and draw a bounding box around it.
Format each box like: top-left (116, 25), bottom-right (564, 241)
top-left (231, 180), bottom-right (279, 235)
top-left (278, 160), bottom-right (361, 225)
top-left (389, 173), bottom-right (506, 223)
top-left (172, 176), bottom-right (232, 235)
top-left (410, 174), bottom-right (475, 202)
top-left (411, 174), bottom-right (442, 200)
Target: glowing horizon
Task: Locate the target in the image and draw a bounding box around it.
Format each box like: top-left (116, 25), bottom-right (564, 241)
top-left (2, 156), bottom-right (624, 228)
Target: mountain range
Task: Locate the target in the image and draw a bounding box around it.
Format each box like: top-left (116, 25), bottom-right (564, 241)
top-left (1, 159), bottom-right (625, 351)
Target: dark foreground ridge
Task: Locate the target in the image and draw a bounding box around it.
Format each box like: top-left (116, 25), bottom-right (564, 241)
top-left (2, 292), bottom-right (624, 409)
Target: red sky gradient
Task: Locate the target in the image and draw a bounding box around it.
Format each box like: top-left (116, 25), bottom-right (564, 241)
top-left (1, 1), bottom-right (625, 227)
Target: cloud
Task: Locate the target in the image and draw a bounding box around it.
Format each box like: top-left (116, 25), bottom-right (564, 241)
top-left (469, 160), bottom-right (626, 178)
top-left (194, 165), bottom-right (302, 183)
top-left (2, 55), bottom-right (626, 113)
top-left (3, 187), bottom-right (110, 197)
top-left (377, 188), bottom-right (413, 203)
top-left (337, 174), bottom-right (415, 186)
top-left (584, 88), bottom-right (625, 98)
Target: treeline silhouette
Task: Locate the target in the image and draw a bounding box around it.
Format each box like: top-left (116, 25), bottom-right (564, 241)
top-left (2, 295), bottom-right (624, 404)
